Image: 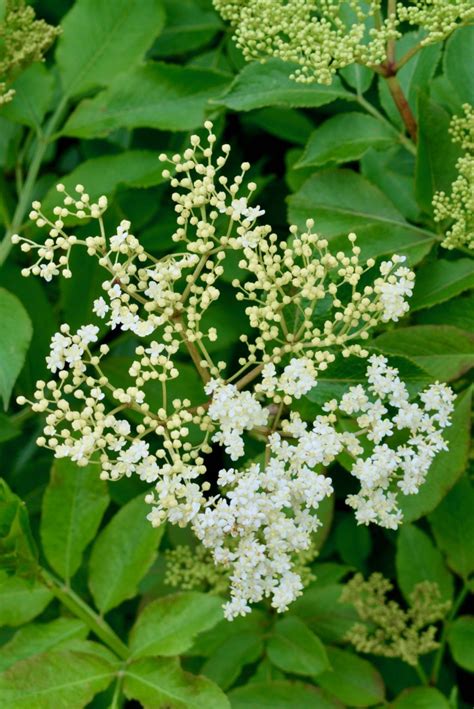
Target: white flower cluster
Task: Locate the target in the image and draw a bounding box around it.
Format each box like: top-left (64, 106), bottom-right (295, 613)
top-left (206, 380), bottom-right (268, 460)
top-left (329, 356), bottom-right (455, 529)
top-left (13, 124), bottom-right (454, 618)
top-left (195, 456), bottom-right (333, 619)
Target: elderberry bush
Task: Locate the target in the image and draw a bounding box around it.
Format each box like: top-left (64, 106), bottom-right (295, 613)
top-left (0, 1), bottom-right (472, 707)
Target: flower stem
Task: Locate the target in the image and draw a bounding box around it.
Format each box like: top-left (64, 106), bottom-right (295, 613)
top-left (384, 75), bottom-right (418, 142)
top-left (39, 568), bottom-right (130, 660)
top-left (430, 583), bottom-right (469, 685)
top-left (415, 662), bottom-right (429, 686)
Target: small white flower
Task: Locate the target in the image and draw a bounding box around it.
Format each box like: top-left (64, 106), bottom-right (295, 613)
top-left (93, 296), bottom-right (109, 318)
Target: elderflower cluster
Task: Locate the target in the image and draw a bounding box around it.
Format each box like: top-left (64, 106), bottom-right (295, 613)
top-left (165, 540), bottom-right (318, 595)
top-left (341, 573), bottom-right (451, 666)
top-left (213, 0), bottom-right (473, 85)
top-left (433, 104), bottom-right (474, 250)
top-left (14, 123), bottom-right (454, 618)
top-left (0, 0), bottom-right (60, 105)
top-left (329, 355), bottom-right (455, 528)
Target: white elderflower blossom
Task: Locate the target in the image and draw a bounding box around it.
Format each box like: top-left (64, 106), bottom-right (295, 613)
top-left (14, 123), bottom-right (455, 619)
top-left (206, 380), bottom-right (268, 459)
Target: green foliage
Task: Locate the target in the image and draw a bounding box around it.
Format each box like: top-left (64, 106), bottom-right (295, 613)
top-left (40, 458), bottom-right (109, 581)
top-left (56, 0), bottom-right (166, 98)
top-left (62, 63), bottom-right (230, 137)
top-left (447, 616), bottom-right (474, 672)
top-left (0, 646), bottom-right (116, 708)
top-left (0, 0), bottom-right (472, 705)
top-left (122, 657), bottom-right (230, 709)
top-left (129, 592), bottom-right (224, 658)
top-left (296, 113), bottom-right (395, 168)
top-left (429, 478), bottom-right (474, 579)
top-left (88, 494), bottom-right (164, 613)
top-left (0, 288), bottom-right (32, 408)
top-left (288, 169), bottom-right (435, 262)
top-left (396, 524), bottom-right (454, 601)
top-left (316, 647), bottom-right (385, 706)
top-left (266, 616), bottom-right (329, 677)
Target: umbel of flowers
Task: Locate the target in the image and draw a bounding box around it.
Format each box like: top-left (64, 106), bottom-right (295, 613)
top-left (13, 123), bottom-right (454, 619)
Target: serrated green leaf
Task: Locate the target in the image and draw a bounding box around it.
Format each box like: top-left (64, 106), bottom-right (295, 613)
top-left (297, 113), bottom-right (394, 168)
top-left (396, 524), bottom-right (453, 602)
top-left (187, 610), bottom-right (267, 658)
top-left (214, 58), bottom-right (352, 111)
top-left (267, 617), bottom-right (329, 677)
top-left (129, 592), bottom-right (223, 659)
top-left (0, 618), bottom-right (88, 672)
top-left (152, 0), bottom-right (223, 57)
top-left (88, 495), bottom-right (164, 613)
top-left (0, 288), bottom-right (33, 409)
top-left (316, 647), bottom-right (385, 707)
top-left (0, 648), bottom-right (115, 708)
top-left (40, 458), bottom-right (109, 581)
top-left (288, 584), bottom-right (358, 643)
top-left (399, 387), bottom-right (472, 522)
top-left (287, 169), bottom-right (435, 264)
top-left (415, 94), bottom-right (461, 214)
top-left (340, 64), bottom-right (373, 94)
top-left (0, 572), bottom-right (52, 627)
top-left (123, 657), bottom-right (230, 709)
top-left (361, 147), bottom-right (420, 222)
top-left (334, 514), bottom-right (371, 571)
top-left (244, 107), bottom-right (314, 146)
top-left (410, 259), bottom-right (474, 311)
top-left (392, 687), bottom-right (450, 708)
top-left (229, 680), bottom-right (342, 708)
top-left (373, 325), bottom-right (474, 382)
top-left (62, 63), bottom-right (230, 138)
top-left (56, 0), bottom-right (166, 98)
top-left (447, 616), bottom-right (474, 672)
top-left (201, 631), bottom-right (264, 690)
top-left (415, 293), bottom-right (474, 332)
top-left (0, 64), bottom-right (54, 129)
top-left (0, 480), bottom-right (37, 575)
top-left (429, 477), bottom-right (474, 579)
top-left (0, 265), bottom-right (58, 394)
top-left (443, 26), bottom-right (474, 105)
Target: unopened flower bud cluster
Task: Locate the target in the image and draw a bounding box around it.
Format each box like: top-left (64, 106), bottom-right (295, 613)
top-left (14, 123), bottom-right (453, 618)
top-left (0, 0), bottom-right (60, 105)
top-left (341, 572), bottom-right (451, 666)
top-left (213, 0), bottom-right (473, 85)
top-left (433, 103), bottom-right (474, 250)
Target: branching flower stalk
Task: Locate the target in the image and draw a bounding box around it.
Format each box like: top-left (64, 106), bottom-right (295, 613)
top-left (13, 124), bottom-right (455, 619)
top-left (213, 0), bottom-right (474, 142)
